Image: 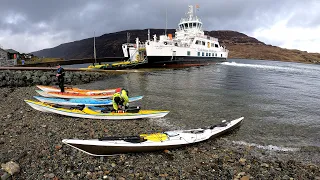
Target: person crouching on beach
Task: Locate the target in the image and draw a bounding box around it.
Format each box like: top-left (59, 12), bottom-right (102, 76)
top-left (112, 88), bottom-right (129, 112)
top-left (56, 64), bottom-right (65, 92)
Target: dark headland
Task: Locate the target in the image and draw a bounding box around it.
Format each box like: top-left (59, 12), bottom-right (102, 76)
top-left (31, 29), bottom-right (320, 64)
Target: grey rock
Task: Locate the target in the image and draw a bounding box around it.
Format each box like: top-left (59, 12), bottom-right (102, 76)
top-left (282, 175), bottom-right (291, 180)
top-left (1, 161), bottom-right (20, 175)
top-left (1, 172), bottom-right (11, 180)
top-left (47, 173), bottom-right (55, 178)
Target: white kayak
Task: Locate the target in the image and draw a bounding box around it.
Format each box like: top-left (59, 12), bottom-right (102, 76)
top-left (24, 100), bottom-right (169, 120)
top-left (33, 95), bottom-right (143, 106)
top-left (62, 117), bottom-right (244, 156)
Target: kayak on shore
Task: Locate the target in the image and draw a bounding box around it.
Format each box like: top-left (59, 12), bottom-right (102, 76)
top-left (35, 90), bottom-right (113, 99)
top-left (24, 100), bottom-right (169, 120)
top-left (33, 95), bottom-right (143, 106)
top-left (36, 85), bottom-right (119, 94)
top-left (62, 117), bottom-right (244, 156)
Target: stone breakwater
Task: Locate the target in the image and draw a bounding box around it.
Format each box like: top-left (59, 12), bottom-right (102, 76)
top-left (0, 70), bottom-right (115, 87)
top-left (0, 86), bottom-right (319, 179)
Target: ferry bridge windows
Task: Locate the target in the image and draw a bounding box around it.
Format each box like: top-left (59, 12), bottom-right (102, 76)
top-left (215, 44), bottom-right (219, 48)
top-left (193, 23), bottom-right (196, 28)
top-left (187, 51), bottom-right (191, 56)
top-left (221, 54), bottom-right (223, 57)
top-left (209, 53), bottom-right (211, 56)
top-left (215, 53), bottom-right (217, 56)
top-left (198, 52), bottom-right (200, 56)
top-left (202, 52), bottom-right (204, 56)
top-left (185, 23), bottom-right (188, 29)
top-left (202, 41), bottom-right (205, 46)
top-left (189, 23), bottom-right (192, 28)
top-left (196, 23), bottom-right (201, 29)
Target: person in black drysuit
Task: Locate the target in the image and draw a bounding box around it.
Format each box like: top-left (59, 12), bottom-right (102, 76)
top-left (56, 64), bottom-right (65, 92)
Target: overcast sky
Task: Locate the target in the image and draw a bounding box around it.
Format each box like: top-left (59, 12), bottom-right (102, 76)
top-left (0, 0), bottom-right (319, 53)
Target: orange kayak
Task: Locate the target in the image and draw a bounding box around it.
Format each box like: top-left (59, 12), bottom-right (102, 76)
top-left (36, 90), bottom-right (114, 99)
top-left (36, 85), bottom-right (118, 94)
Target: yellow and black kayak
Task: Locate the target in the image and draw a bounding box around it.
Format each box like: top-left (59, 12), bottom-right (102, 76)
top-left (24, 100), bottom-right (169, 120)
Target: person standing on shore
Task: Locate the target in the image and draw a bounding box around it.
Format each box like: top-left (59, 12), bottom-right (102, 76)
top-left (56, 64), bottom-right (65, 92)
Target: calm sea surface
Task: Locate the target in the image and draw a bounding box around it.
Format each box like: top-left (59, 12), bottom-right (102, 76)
top-left (73, 59), bottom-right (320, 150)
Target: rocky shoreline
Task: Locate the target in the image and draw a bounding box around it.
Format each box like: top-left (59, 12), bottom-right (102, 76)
top-left (0, 70), bottom-right (115, 87)
top-left (0, 75), bottom-right (319, 179)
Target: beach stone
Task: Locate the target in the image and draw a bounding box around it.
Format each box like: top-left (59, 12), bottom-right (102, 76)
top-left (1, 161), bottom-right (20, 175)
top-left (282, 175), bottom-right (291, 180)
top-left (240, 176), bottom-right (250, 180)
top-left (41, 124), bottom-right (47, 128)
top-left (239, 158), bottom-right (246, 165)
top-left (1, 172), bottom-right (11, 180)
top-left (276, 168), bottom-right (282, 171)
top-left (261, 163), bottom-right (269, 168)
top-left (39, 75), bottom-right (48, 84)
top-left (45, 173), bottom-right (55, 178)
top-left (55, 145), bottom-right (62, 150)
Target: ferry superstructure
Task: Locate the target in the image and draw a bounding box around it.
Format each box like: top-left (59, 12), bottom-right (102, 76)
top-left (122, 5), bottom-right (228, 67)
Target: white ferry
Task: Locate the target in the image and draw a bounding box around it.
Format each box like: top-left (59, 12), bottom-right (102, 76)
top-left (122, 5), bottom-right (228, 67)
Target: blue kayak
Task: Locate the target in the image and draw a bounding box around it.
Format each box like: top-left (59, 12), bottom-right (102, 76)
top-left (33, 96), bottom-right (143, 106)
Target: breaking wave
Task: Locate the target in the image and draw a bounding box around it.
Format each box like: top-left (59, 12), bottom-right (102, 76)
top-left (232, 140), bottom-right (300, 152)
top-left (221, 61), bottom-right (296, 72)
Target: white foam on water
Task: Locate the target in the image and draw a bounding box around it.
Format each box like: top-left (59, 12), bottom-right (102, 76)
top-left (232, 140), bottom-right (300, 152)
top-left (221, 61), bottom-right (296, 72)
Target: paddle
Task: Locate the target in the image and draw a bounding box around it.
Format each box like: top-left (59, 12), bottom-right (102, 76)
top-left (51, 104), bottom-right (140, 113)
top-left (98, 136), bottom-right (146, 143)
top-left (101, 106), bottom-right (141, 113)
top-left (52, 104), bottom-right (85, 110)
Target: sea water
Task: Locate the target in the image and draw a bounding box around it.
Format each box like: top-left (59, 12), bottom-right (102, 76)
top-left (76, 59), bottom-right (320, 153)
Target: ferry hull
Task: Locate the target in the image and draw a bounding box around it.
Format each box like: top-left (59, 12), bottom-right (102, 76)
top-left (146, 56), bottom-right (227, 67)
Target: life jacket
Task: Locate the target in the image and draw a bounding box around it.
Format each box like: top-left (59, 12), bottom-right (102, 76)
top-left (112, 89), bottom-right (129, 110)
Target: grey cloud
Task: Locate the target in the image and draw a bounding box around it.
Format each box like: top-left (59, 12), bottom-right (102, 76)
top-left (0, 0), bottom-right (318, 52)
top-left (286, 1), bottom-right (320, 28)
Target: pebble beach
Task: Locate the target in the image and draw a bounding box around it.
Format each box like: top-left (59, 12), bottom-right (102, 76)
top-left (0, 70), bottom-right (319, 180)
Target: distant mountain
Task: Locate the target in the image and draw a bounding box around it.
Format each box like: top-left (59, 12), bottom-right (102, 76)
top-left (32, 29), bottom-right (320, 64)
